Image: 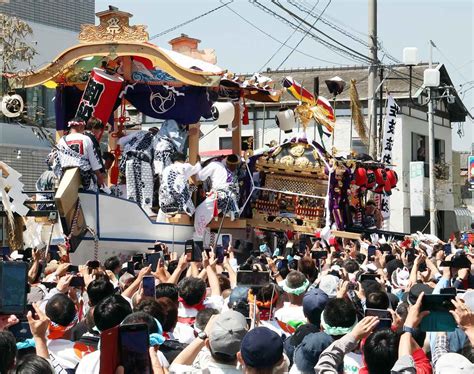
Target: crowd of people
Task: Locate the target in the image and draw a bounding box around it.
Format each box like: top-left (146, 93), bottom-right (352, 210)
top-left (1, 232), bottom-right (474, 374)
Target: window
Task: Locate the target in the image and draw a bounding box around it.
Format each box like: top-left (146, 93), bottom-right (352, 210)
top-left (411, 133), bottom-right (446, 177)
top-left (219, 136), bottom-right (253, 150)
top-left (351, 139), bottom-right (368, 155)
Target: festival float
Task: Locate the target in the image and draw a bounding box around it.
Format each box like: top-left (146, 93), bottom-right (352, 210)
top-left (0, 7), bottom-right (398, 263)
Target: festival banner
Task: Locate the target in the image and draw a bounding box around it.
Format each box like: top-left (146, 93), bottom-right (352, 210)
top-left (410, 162), bottom-right (425, 217)
top-left (468, 155), bottom-right (474, 190)
top-left (380, 96), bottom-right (400, 220)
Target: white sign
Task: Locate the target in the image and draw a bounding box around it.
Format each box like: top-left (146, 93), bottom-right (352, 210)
top-left (410, 162), bottom-right (425, 217)
top-left (380, 96), bottom-right (399, 220)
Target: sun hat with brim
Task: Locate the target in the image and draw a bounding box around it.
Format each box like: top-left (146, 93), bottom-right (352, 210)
top-left (435, 352), bottom-right (474, 374)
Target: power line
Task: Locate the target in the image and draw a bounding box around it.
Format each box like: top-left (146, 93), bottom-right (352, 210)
top-left (250, 0), bottom-right (370, 64)
top-left (276, 0), bottom-right (332, 70)
top-left (258, 0), bottom-right (320, 72)
top-left (149, 1), bottom-right (232, 40)
top-left (271, 0), bottom-right (372, 63)
top-left (222, 2), bottom-right (343, 68)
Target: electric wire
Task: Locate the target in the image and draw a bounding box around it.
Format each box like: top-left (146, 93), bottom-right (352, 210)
top-left (271, 0), bottom-right (373, 63)
top-left (258, 0), bottom-right (320, 72)
top-left (221, 1), bottom-right (342, 67)
top-left (276, 0), bottom-right (332, 70)
top-left (250, 0), bottom-right (370, 64)
top-left (149, 1), bottom-right (232, 40)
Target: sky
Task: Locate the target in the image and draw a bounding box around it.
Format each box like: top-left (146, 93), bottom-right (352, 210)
top-left (96, 0), bottom-right (473, 152)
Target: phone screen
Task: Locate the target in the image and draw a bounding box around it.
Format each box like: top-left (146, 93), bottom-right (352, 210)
top-left (215, 245), bottom-right (224, 264)
top-left (185, 240), bottom-right (193, 262)
top-left (146, 253), bottom-right (161, 272)
top-left (443, 244), bottom-right (452, 256)
top-left (365, 308), bottom-right (392, 320)
top-left (119, 324), bottom-right (151, 373)
top-left (8, 321), bottom-right (32, 341)
top-left (193, 241), bottom-right (203, 262)
top-left (87, 260), bottom-right (100, 269)
top-left (221, 235), bottom-right (230, 249)
top-left (368, 245), bottom-right (376, 258)
top-left (126, 261), bottom-right (135, 275)
top-left (69, 276), bottom-right (85, 288)
top-left (142, 276), bottom-right (155, 297)
top-left (312, 251), bottom-right (328, 260)
top-left (359, 273), bottom-right (379, 282)
top-left (421, 294), bottom-right (455, 313)
top-left (100, 326), bottom-right (119, 374)
top-left (375, 318), bottom-right (392, 331)
top-left (0, 261), bottom-right (27, 314)
top-left (236, 271), bottom-right (270, 287)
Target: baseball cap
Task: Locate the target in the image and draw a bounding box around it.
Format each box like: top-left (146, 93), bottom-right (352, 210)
top-left (240, 327), bottom-right (283, 368)
top-left (460, 290), bottom-right (474, 311)
top-left (209, 310), bottom-right (247, 356)
top-left (294, 332), bottom-right (333, 372)
top-left (303, 288), bottom-right (329, 325)
top-left (283, 324), bottom-right (320, 364)
top-left (318, 275), bottom-right (339, 298)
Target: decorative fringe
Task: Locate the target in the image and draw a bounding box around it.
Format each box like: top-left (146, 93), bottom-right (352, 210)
top-left (349, 79), bottom-right (369, 145)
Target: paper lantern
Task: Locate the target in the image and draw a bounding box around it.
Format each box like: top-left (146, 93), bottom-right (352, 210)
top-left (211, 102), bottom-right (235, 129)
top-left (366, 169), bottom-right (376, 189)
top-left (1, 93), bottom-right (24, 118)
top-left (76, 68), bottom-right (124, 125)
top-left (374, 168), bottom-right (387, 194)
top-left (384, 178), bottom-right (392, 196)
top-left (275, 108), bottom-right (296, 133)
top-left (354, 167), bottom-right (368, 187)
top-left (386, 169), bottom-right (398, 188)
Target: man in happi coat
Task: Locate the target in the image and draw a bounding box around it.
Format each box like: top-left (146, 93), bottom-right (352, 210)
top-left (118, 127), bottom-right (159, 215)
top-left (193, 154), bottom-right (241, 240)
top-left (51, 117), bottom-right (105, 192)
top-left (153, 119), bottom-right (188, 178)
top-left (157, 152), bottom-right (201, 220)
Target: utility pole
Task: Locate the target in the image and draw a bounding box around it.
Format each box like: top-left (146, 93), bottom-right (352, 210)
top-left (368, 0), bottom-right (378, 158)
top-left (428, 40), bottom-right (437, 236)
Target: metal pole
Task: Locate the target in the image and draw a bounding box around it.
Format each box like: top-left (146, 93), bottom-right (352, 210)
top-left (428, 40), bottom-right (437, 236)
top-left (368, 0), bottom-right (378, 158)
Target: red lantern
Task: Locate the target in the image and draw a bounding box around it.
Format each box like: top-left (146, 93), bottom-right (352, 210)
top-left (366, 169), bottom-right (376, 189)
top-left (386, 169), bottom-right (398, 188)
top-left (384, 178), bottom-right (392, 195)
top-left (354, 167), bottom-right (367, 187)
top-left (374, 168), bottom-right (387, 193)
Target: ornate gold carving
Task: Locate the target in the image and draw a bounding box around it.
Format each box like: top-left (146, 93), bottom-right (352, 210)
top-left (78, 11), bottom-right (149, 43)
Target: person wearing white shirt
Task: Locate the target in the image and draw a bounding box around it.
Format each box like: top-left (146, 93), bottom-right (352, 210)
top-left (193, 154), bottom-right (241, 240)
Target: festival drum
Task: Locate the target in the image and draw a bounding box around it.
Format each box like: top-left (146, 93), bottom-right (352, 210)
top-left (76, 68), bottom-right (124, 125)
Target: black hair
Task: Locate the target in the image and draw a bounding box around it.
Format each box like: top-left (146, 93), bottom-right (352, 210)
top-left (156, 297), bottom-right (178, 332)
top-left (0, 331), bottom-right (16, 374)
top-left (379, 244), bottom-right (392, 253)
top-left (195, 308), bottom-right (219, 331)
top-left (226, 154), bottom-right (239, 163)
top-left (94, 295), bottom-right (132, 331)
top-left (104, 256), bottom-right (121, 272)
top-left (122, 312), bottom-right (158, 334)
top-left (218, 274), bottom-right (231, 292)
top-left (102, 152), bottom-right (115, 163)
top-left (366, 291), bottom-right (390, 310)
top-left (14, 355), bottom-right (54, 374)
top-left (360, 280), bottom-right (383, 298)
top-left (135, 298), bottom-right (166, 325)
top-left (363, 330), bottom-right (400, 374)
top-left (396, 302), bottom-right (409, 320)
top-left (286, 271), bottom-right (307, 289)
top-left (86, 116), bottom-right (104, 130)
top-left (323, 299), bottom-right (357, 329)
top-left (298, 257), bottom-right (318, 283)
top-left (178, 277), bottom-right (207, 306)
top-left (342, 259), bottom-right (360, 274)
top-left (155, 283), bottom-right (179, 304)
top-left (45, 293), bottom-right (76, 326)
top-left (87, 278), bottom-right (115, 307)
top-left (355, 253), bottom-right (366, 265)
top-left (171, 152), bottom-right (186, 163)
